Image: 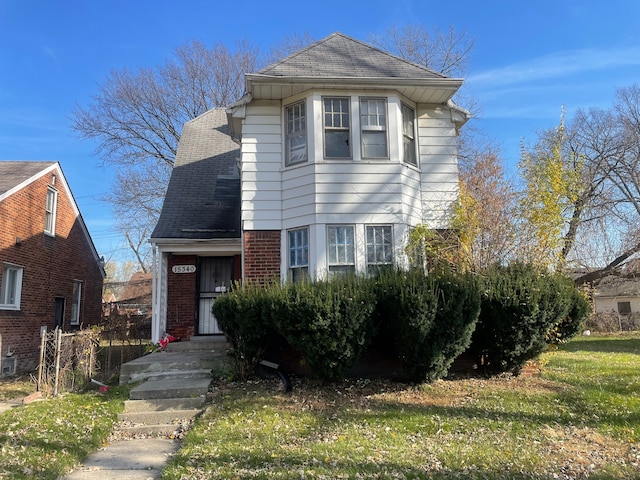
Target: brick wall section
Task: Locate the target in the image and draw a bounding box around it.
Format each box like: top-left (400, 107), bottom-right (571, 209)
top-left (0, 171), bottom-right (104, 372)
top-left (243, 230), bottom-right (281, 285)
top-left (166, 255), bottom-right (197, 339)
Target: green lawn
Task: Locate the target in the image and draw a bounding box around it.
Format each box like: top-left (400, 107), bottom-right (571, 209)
top-left (0, 385), bottom-right (129, 479)
top-left (0, 334), bottom-right (638, 479)
top-left (163, 333), bottom-right (640, 479)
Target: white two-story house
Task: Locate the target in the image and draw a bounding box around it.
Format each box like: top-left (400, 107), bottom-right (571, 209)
top-left (149, 32), bottom-right (469, 342)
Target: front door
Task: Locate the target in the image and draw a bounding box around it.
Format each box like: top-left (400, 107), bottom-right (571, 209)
top-left (197, 257), bottom-right (233, 334)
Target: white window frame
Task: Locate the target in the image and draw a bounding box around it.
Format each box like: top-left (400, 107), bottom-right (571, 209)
top-left (360, 98), bottom-right (388, 159)
top-left (401, 103), bottom-right (417, 166)
top-left (366, 225), bottom-right (394, 270)
top-left (288, 227), bottom-right (309, 282)
top-left (71, 280), bottom-right (82, 325)
top-left (323, 97), bottom-right (351, 159)
top-left (0, 264), bottom-right (24, 310)
top-left (44, 187), bottom-right (58, 236)
top-left (285, 100), bottom-right (308, 166)
top-left (327, 225), bottom-right (356, 277)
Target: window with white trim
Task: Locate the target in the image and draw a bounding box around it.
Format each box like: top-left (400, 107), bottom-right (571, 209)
top-left (323, 97), bottom-right (351, 158)
top-left (285, 101), bottom-right (307, 166)
top-left (402, 103), bottom-right (417, 166)
top-left (288, 227), bottom-right (309, 282)
top-left (360, 98), bottom-right (388, 158)
top-left (44, 187), bottom-right (58, 236)
top-left (71, 280), bottom-right (82, 325)
top-left (327, 225), bottom-right (355, 276)
top-left (0, 264), bottom-right (23, 310)
top-left (366, 225), bottom-right (393, 270)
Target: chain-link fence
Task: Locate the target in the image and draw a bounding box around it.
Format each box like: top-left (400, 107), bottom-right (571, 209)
top-left (37, 328), bottom-right (100, 397)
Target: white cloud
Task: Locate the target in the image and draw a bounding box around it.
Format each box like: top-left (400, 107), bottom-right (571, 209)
top-left (468, 46), bottom-right (640, 88)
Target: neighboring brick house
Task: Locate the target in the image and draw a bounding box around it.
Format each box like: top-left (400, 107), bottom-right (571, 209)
top-left (0, 161), bottom-right (105, 373)
top-left (149, 32), bottom-right (469, 343)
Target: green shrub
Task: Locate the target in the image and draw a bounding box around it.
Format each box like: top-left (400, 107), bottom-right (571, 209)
top-left (547, 279), bottom-right (591, 343)
top-left (212, 282), bottom-right (278, 378)
top-left (470, 263), bottom-right (575, 375)
top-left (270, 276), bottom-right (376, 382)
top-left (370, 268), bottom-right (480, 382)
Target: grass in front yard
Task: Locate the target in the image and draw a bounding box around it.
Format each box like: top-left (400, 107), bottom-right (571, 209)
top-left (0, 386), bottom-right (128, 479)
top-left (164, 333), bottom-right (640, 479)
top-left (0, 375), bottom-right (36, 401)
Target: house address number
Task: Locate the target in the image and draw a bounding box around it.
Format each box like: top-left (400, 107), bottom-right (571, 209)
top-left (172, 265), bottom-right (196, 274)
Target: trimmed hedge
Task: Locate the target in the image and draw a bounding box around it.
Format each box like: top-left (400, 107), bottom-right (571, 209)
top-left (269, 276), bottom-right (376, 382)
top-left (213, 264), bottom-right (587, 382)
top-left (469, 263), bottom-right (585, 375)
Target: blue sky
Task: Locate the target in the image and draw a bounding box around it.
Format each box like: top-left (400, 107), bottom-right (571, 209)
top-left (1, 0), bottom-right (640, 262)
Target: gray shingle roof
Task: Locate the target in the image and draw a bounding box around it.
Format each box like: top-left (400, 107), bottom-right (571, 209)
top-left (258, 32), bottom-right (446, 79)
top-left (0, 161), bottom-right (56, 196)
top-left (150, 109), bottom-right (240, 240)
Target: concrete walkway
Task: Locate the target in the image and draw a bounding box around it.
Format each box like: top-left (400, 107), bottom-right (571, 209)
top-left (61, 438), bottom-right (180, 480)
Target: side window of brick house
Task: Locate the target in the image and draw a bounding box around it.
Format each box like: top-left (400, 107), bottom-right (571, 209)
top-left (44, 187), bottom-right (58, 236)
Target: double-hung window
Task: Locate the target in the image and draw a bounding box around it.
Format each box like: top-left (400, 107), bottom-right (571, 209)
top-left (71, 280), bottom-right (82, 325)
top-left (323, 97), bottom-right (351, 158)
top-left (44, 187), bottom-right (57, 236)
top-left (285, 101), bottom-right (307, 166)
top-left (288, 228), bottom-right (309, 282)
top-left (401, 103), bottom-right (417, 166)
top-left (327, 225), bottom-right (355, 276)
top-left (0, 264), bottom-right (23, 310)
top-left (366, 225), bottom-right (393, 271)
top-left (360, 98), bottom-right (388, 158)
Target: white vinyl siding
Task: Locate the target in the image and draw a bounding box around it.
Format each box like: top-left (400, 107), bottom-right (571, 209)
top-left (323, 97), bottom-right (351, 159)
top-left (285, 100), bottom-right (307, 166)
top-left (44, 187), bottom-right (57, 236)
top-left (0, 264), bottom-right (23, 310)
top-left (360, 98), bottom-right (388, 159)
top-left (240, 101), bottom-right (283, 230)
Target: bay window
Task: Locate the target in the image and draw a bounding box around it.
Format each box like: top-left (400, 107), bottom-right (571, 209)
top-left (360, 98), bottom-right (388, 158)
top-left (288, 227), bottom-right (309, 282)
top-left (285, 101), bottom-right (307, 166)
top-left (327, 225), bottom-right (355, 276)
top-left (323, 97), bottom-right (351, 158)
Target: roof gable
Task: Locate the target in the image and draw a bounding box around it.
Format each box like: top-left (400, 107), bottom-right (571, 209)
top-left (258, 32), bottom-right (446, 80)
top-left (0, 161), bottom-right (57, 199)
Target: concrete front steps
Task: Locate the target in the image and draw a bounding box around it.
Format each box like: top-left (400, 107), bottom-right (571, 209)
top-left (116, 336), bottom-right (229, 437)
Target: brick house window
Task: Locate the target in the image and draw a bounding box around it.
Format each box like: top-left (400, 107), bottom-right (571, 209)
top-left (402, 103), bottom-right (417, 166)
top-left (71, 280), bottom-right (82, 325)
top-left (323, 97), bottom-right (351, 159)
top-left (360, 98), bottom-right (388, 158)
top-left (0, 264), bottom-right (23, 310)
top-left (285, 101), bottom-right (307, 166)
top-left (45, 187), bottom-right (58, 236)
top-left (327, 225), bottom-right (355, 277)
top-left (618, 301), bottom-right (632, 315)
top-left (288, 227), bottom-right (309, 282)
top-left (366, 225), bottom-right (393, 271)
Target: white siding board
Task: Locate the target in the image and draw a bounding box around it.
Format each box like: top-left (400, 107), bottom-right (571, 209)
top-left (241, 124), bottom-right (282, 135)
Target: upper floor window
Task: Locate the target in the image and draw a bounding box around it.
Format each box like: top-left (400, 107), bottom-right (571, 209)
top-left (366, 225), bottom-right (393, 271)
top-left (288, 227), bottom-right (309, 283)
top-left (285, 101), bottom-right (307, 166)
top-left (323, 97), bottom-right (351, 159)
top-left (327, 225), bottom-right (355, 277)
top-left (0, 264), bottom-right (23, 310)
top-left (71, 280), bottom-right (82, 325)
top-left (360, 98), bottom-right (388, 158)
top-left (45, 187), bottom-right (58, 236)
top-left (401, 103), bottom-right (417, 166)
